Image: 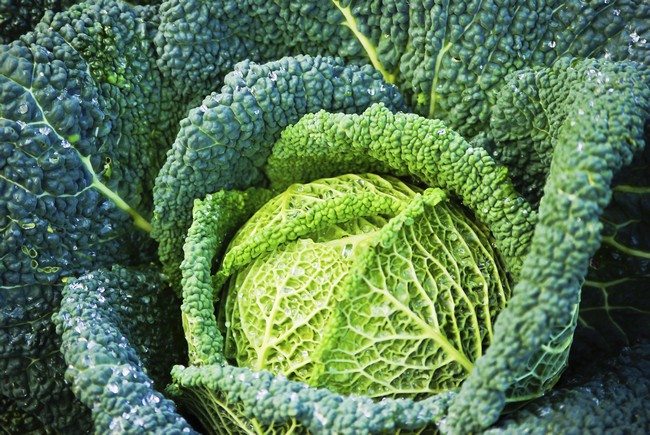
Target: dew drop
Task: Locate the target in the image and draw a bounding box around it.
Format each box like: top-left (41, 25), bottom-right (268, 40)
top-left (313, 406), bottom-right (329, 426)
top-left (290, 266), bottom-right (304, 277)
top-left (370, 304), bottom-right (393, 317)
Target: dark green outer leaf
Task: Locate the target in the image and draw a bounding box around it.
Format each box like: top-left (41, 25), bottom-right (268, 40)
top-left (155, 0), bottom-right (649, 136)
top-left (54, 266), bottom-right (194, 434)
top-left (444, 59), bottom-right (650, 432)
top-left (1, 1), bottom-right (170, 429)
top-left (488, 46), bottom-right (650, 372)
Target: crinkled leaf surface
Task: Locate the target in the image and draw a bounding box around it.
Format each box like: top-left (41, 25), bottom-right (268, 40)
top-left (0, 1), bottom-right (170, 429)
top-left (54, 266), bottom-right (194, 433)
top-left (155, 0), bottom-right (649, 135)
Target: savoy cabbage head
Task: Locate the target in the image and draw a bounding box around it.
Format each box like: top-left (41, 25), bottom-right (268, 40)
top-left (220, 174), bottom-right (511, 398)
